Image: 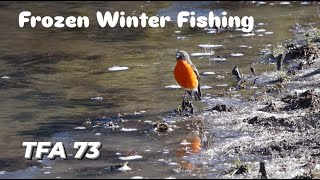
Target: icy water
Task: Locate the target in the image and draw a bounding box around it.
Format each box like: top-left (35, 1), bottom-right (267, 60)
top-left (0, 1), bottom-right (319, 179)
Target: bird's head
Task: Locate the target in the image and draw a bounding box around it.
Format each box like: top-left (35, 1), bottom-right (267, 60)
top-left (176, 50), bottom-right (190, 61)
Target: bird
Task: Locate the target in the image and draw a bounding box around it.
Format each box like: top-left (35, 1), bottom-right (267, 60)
top-left (174, 50), bottom-right (202, 114)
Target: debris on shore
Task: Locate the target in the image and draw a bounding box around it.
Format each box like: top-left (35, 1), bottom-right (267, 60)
top-left (209, 104), bottom-right (234, 112)
top-left (282, 89), bottom-right (320, 110)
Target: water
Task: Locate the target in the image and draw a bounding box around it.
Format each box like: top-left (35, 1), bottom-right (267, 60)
top-left (0, 1), bottom-right (319, 178)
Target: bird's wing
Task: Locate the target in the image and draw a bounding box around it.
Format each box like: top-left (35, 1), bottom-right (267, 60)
top-left (186, 58), bottom-right (200, 80)
top-left (181, 50), bottom-right (200, 80)
top-left (192, 64), bottom-right (200, 80)
top-left (183, 51), bottom-right (202, 99)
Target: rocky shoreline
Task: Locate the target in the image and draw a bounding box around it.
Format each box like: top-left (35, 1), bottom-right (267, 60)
top-left (189, 25), bottom-right (320, 179)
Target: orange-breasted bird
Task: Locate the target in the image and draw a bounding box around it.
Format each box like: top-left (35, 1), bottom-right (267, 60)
top-left (174, 50), bottom-right (202, 113)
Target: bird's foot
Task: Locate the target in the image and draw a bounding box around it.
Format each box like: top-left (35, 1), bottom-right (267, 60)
top-left (182, 99), bottom-right (186, 111)
top-left (184, 100), bottom-right (194, 114)
top-left (174, 100), bottom-right (194, 116)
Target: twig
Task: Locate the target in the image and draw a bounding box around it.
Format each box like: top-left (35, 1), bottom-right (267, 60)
top-left (259, 161), bottom-right (268, 179)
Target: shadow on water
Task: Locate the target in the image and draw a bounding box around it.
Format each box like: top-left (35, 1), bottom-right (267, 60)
top-left (18, 116), bottom-right (81, 138)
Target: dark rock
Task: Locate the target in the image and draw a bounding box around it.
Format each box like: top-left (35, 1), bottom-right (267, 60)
top-left (153, 121), bottom-right (171, 133)
top-left (210, 104), bottom-right (233, 112)
top-left (244, 116), bottom-right (296, 128)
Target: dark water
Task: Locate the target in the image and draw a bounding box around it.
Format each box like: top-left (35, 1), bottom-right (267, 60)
top-left (0, 1), bottom-right (319, 178)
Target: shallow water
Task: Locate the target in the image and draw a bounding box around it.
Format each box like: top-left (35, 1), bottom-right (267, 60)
top-left (0, 1), bottom-right (319, 178)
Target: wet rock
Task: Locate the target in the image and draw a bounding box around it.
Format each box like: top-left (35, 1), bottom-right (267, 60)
top-left (282, 89), bottom-right (320, 110)
top-left (153, 121), bottom-right (173, 134)
top-left (154, 122), bottom-right (169, 133)
top-left (210, 104), bottom-right (233, 112)
top-left (124, 150), bottom-right (138, 156)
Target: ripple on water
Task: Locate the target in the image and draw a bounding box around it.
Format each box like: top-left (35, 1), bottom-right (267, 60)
top-left (131, 176), bottom-right (144, 179)
top-left (108, 66), bottom-right (129, 71)
top-left (90, 97), bottom-right (103, 101)
top-left (264, 32), bottom-right (274, 35)
top-left (201, 85), bottom-right (212, 89)
top-left (120, 128), bottom-right (138, 132)
top-left (242, 33), bottom-right (255, 37)
top-left (198, 44), bottom-right (223, 48)
top-left (203, 72), bottom-right (215, 75)
top-left (119, 155), bottom-right (143, 161)
top-left (255, 29), bottom-right (266, 32)
top-left (165, 85), bottom-right (181, 89)
top-left (279, 1), bottom-right (291, 5)
top-left (230, 53), bottom-right (244, 57)
top-left (209, 57), bottom-right (226, 61)
top-left (190, 52), bottom-right (214, 56)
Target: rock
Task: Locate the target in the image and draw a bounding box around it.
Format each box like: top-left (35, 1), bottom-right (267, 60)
top-left (153, 121), bottom-right (173, 133)
top-left (259, 102), bottom-right (279, 112)
top-left (210, 104), bottom-right (233, 112)
top-left (282, 89), bottom-right (320, 110)
top-left (244, 116), bottom-right (296, 128)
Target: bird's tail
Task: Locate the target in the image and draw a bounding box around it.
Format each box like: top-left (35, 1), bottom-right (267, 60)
top-left (194, 91), bottom-right (202, 101)
top-left (186, 83), bottom-right (202, 101)
top-left (194, 82), bottom-right (202, 101)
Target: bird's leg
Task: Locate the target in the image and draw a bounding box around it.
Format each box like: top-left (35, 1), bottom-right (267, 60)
top-left (190, 103), bottom-right (194, 114)
top-left (181, 90), bottom-right (187, 112)
top-left (188, 92), bottom-right (194, 115)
